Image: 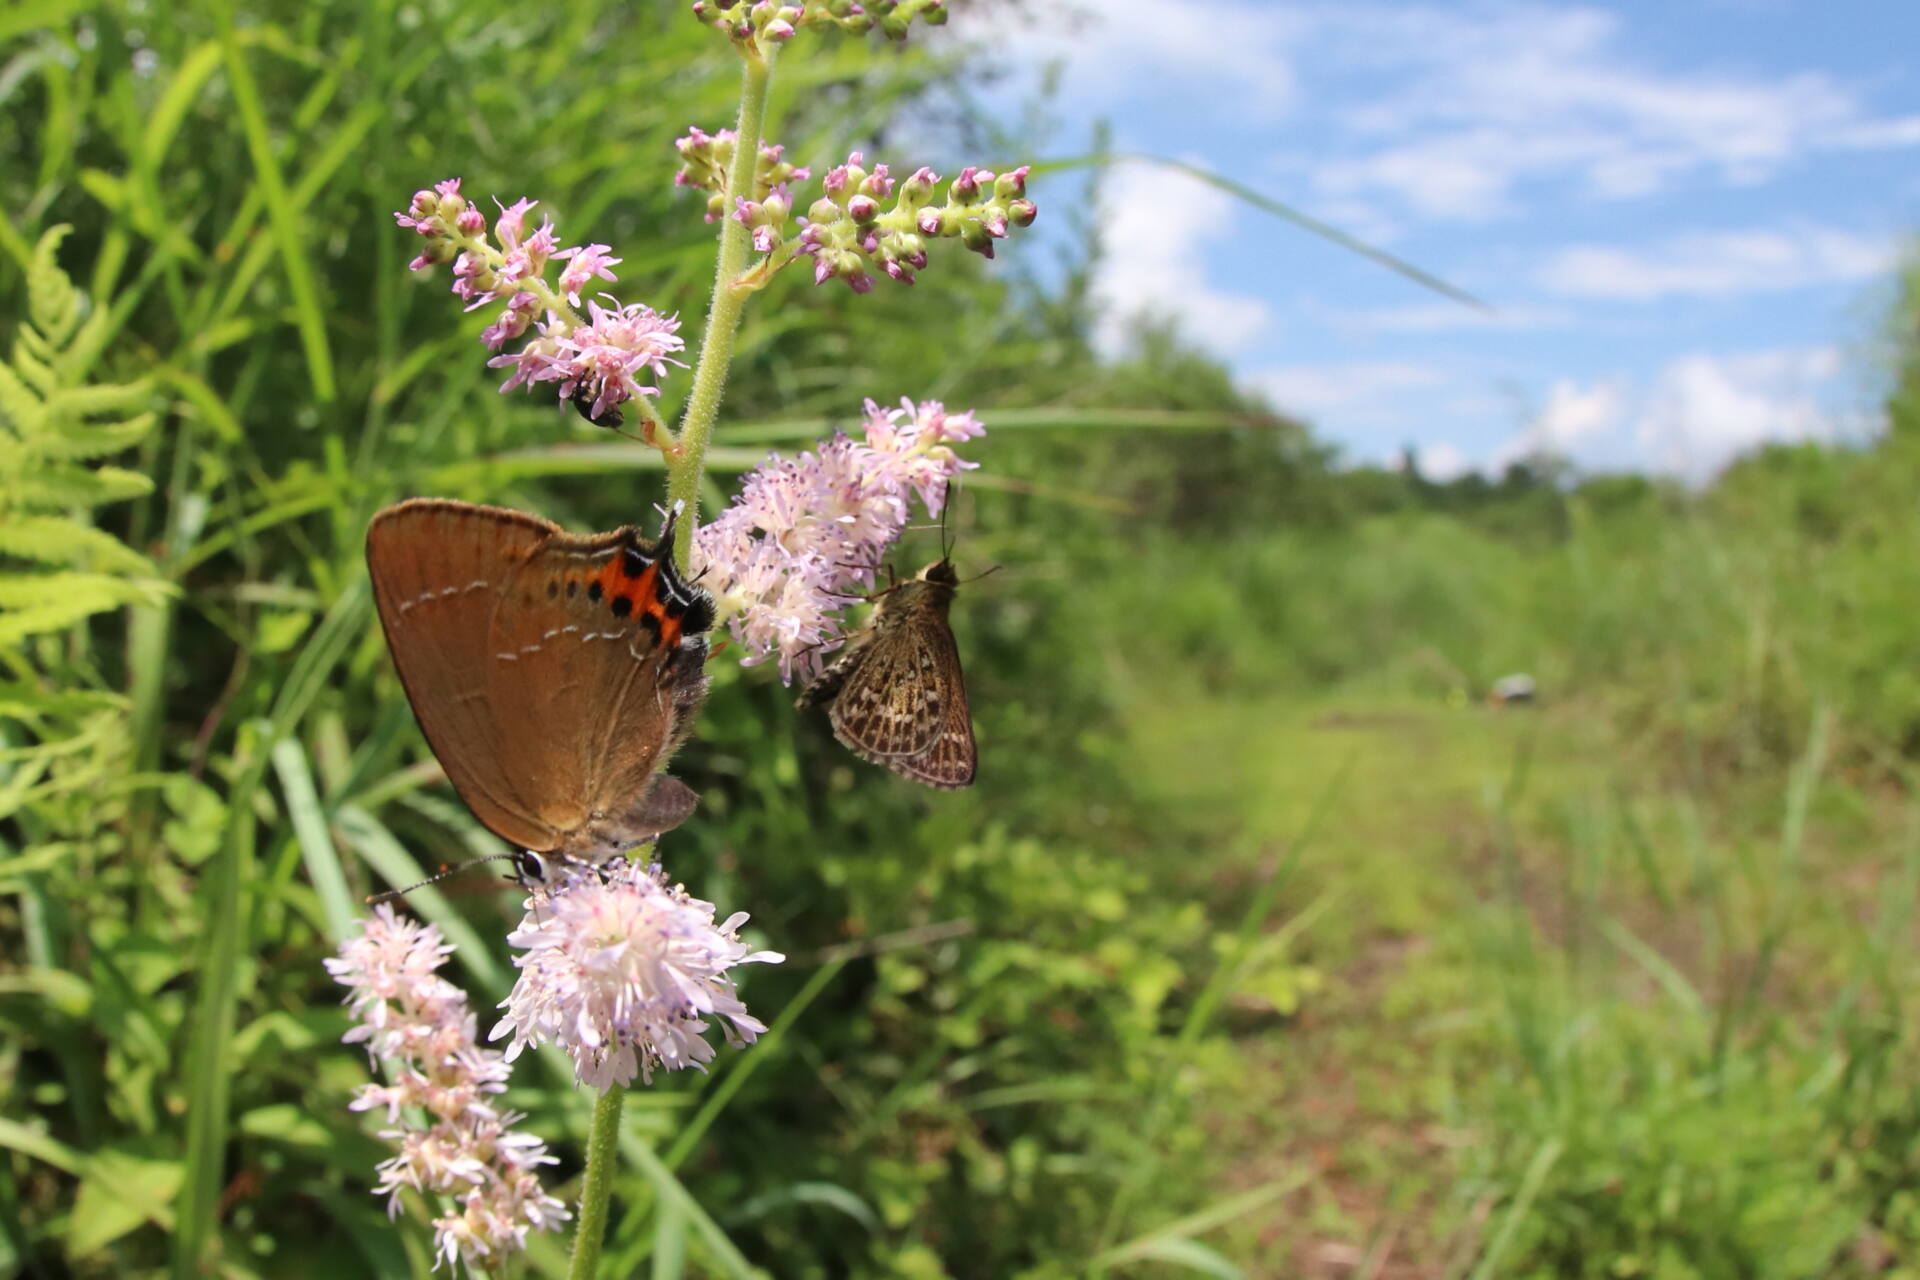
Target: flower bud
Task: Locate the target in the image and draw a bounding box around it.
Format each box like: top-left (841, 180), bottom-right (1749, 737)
top-left (1008, 198), bottom-right (1037, 227)
top-left (994, 166), bottom-right (1029, 201)
top-left (901, 167), bottom-right (937, 206)
top-left (847, 194), bottom-right (879, 223)
top-left (948, 167), bottom-right (983, 202)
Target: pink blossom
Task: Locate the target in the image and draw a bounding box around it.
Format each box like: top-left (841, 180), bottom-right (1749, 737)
top-left (327, 907), bottom-right (568, 1269)
top-left (491, 862), bottom-right (782, 1090)
top-left (556, 243), bottom-right (622, 305)
top-left (692, 398), bottom-right (985, 681)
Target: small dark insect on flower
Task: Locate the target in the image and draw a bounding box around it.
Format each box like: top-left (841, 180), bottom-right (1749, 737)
top-left (571, 384), bottom-right (624, 430)
top-left (797, 557), bottom-right (977, 789)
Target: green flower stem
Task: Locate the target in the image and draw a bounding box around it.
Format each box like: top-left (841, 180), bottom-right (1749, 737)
top-left (568, 1085), bottom-right (626, 1280)
top-left (666, 45), bottom-right (779, 568)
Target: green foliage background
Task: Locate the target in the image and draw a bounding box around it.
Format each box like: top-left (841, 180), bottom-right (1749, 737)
top-left (6, 0), bottom-right (1920, 1277)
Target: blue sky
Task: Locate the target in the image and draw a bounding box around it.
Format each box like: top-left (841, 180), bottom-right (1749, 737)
top-left (1000, 0), bottom-right (1920, 480)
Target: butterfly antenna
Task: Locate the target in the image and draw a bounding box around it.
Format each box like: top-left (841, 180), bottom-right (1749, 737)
top-left (365, 851), bottom-right (525, 905)
top-left (655, 499), bottom-right (685, 544)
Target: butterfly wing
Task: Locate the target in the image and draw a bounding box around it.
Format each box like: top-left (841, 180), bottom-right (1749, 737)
top-left (367, 501), bottom-right (569, 851)
top-left (368, 499), bottom-right (709, 857)
top-left (823, 590), bottom-right (952, 764)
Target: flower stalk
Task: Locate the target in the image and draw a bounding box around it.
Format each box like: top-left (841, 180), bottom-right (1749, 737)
top-left (667, 45), bottom-right (780, 569)
top-left (567, 1086), bottom-right (625, 1280)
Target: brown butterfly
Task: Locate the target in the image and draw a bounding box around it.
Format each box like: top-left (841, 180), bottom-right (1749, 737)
top-left (365, 499), bottom-right (714, 871)
top-left (797, 558), bottom-right (976, 789)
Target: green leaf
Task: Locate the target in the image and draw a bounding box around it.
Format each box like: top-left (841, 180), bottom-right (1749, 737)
top-left (0, 1117), bottom-right (84, 1175)
top-left (238, 1104), bottom-right (334, 1152)
top-left (69, 1149), bottom-right (183, 1259)
top-left (1119, 1238), bottom-right (1246, 1280)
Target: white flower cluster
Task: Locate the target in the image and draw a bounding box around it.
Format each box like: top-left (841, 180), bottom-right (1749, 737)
top-left (491, 860), bottom-right (785, 1090)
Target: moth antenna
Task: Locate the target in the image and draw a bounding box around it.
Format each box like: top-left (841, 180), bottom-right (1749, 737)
top-left (956, 563), bottom-right (1002, 587)
top-left (938, 481), bottom-right (957, 561)
top-left (364, 851), bottom-right (526, 904)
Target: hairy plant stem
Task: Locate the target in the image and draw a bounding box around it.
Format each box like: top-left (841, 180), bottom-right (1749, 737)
top-left (667, 45), bottom-right (779, 569)
top-left (568, 1085), bottom-right (626, 1280)
top-left (566, 48), bottom-right (779, 1276)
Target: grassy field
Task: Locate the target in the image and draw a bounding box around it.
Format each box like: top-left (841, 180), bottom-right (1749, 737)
top-left (1067, 436), bottom-right (1920, 1275)
top-left (6, 0), bottom-right (1920, 1272)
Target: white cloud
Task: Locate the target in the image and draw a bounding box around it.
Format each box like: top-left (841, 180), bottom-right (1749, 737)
top-left (1491, 377), bottom-right (1628, 469)
top-left (1328, 301), bottom-right (1573, 334)
top-left (1538, 225), bottom-right (1897, 301)
top-left (1636, 347), bottom-right (1850, 478)
top-left (1484, 347), bottom-right (1866, 481)
top-left (1006, 0), bottom-right (1299, 120)
top-left (1416, 441), bottom-right (1472, 481)
top-left (1092, 165), bottom-right (1274, 358)
top-left (1243, 361), bottom-right (1448, 421)
top-left (1295, 4), bottom-right (1920, 221)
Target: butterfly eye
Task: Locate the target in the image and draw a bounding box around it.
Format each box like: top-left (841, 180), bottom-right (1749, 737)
top-left (513, 851), bottom-right (551, 886)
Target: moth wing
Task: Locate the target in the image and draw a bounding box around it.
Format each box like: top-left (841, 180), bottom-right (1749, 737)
top-left (892, 663), bottom-right (975, 790)
top-left (826, 619), bottom-right (950, 762)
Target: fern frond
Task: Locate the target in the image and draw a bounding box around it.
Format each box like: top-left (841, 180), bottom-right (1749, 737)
top-left (12, 339), bottom-right (57, 397)
top-left (12, 465), bottom-right (155, 510)
top-left (0, 587), bottom-right (172, 646)
top-left (26, 225), bottom-right (83, 348)
top-left (56, 382), bottom-right (153, 418)
top-left (0, 361), bottom-right (45, 434)
top-left (0, 518), bottom-right (155, 573)
top-left (29, 412), bottom-right (156, 461)
top-left (0, 572), bottom-right (173, 610)
top-left (58, 299), bottom-right (120, 384)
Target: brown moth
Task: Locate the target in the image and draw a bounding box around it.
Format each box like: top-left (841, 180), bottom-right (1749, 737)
top-left (797, 558), bottom-right (976, 789)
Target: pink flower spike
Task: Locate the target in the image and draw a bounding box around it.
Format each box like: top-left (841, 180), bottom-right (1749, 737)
top-left (493, 198), bottom-right (537, 249)
top-left (557, 244), bottom-right (622, 305)
top-left (328, 907), bottom-right (568, 1269)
